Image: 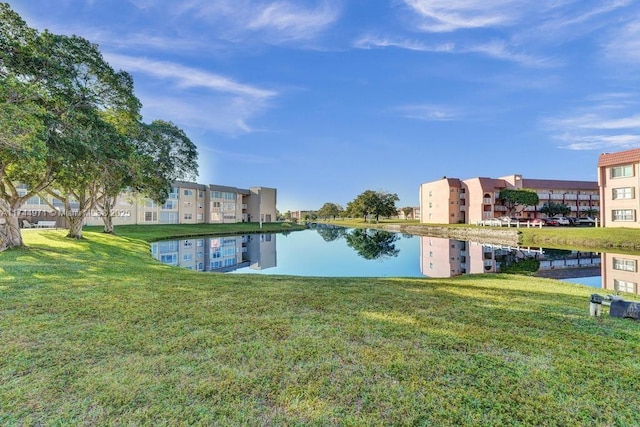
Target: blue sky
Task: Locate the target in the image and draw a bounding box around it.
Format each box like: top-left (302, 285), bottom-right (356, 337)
top-left (10, 0), bottom-right (640, 212)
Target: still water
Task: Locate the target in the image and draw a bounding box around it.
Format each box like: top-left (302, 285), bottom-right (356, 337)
top-left (150, 226), bottom-right (640, 295)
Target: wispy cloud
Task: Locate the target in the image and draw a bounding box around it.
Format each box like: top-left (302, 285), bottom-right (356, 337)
top-left (353, 35), bottom-right (555, 67)
top-left (105, 53), bottom-right (277, 99)
top-left (104, 54), bottom-right (277, 135)
top-left (353, 35), bottom-right (454, 52)
top-left (557, 134), bottom-right (640, 151)
top-left (604, 20), bottom-right (640, 65)
top-left (175, 0), bottom-right (340, 43)
top-left (402, 0), bottom-right (522, 33)
top-left (544, 95), bottom-right (640, 151)
top-left (396, 104), bottom-right (462, 122)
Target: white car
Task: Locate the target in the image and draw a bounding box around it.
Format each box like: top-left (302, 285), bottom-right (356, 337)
top-left (576, 217), bottom-right (597, 226)
top-left (549, 216), bottom-right (571, 226)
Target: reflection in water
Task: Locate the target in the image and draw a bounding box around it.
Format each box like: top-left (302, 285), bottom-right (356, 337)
top-left (150, 228), bottom-right (640, 295)
top-left (151, 234), bottom-right (276, 273)
top-left (345, 229), bottom-right (400, 260)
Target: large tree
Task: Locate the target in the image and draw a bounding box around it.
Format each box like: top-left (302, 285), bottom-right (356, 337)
top-left (498, 189), bottom-right (539, 217)
top-left (0, 3), bottom-right (140, 244)
top-left (347, 190), bottom-right (399, 222)
top-left (93, 120), bottom-right (198, 234)
top-left (317, 202), bottom-right (343, 221)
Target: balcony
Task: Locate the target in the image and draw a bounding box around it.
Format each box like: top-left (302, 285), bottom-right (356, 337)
top-left (483, 198), bottom-right (493, 204)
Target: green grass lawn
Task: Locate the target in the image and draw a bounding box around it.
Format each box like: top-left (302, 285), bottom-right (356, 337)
top-left (1, 226), bottom-right (639, 425)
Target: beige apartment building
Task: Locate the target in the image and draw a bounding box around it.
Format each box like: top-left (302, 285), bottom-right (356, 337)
top-left (598, 148), bottom-right (640, 228)
top-left (419, 174), bottom-right (599, 224)
top-left (17, 181), bottom-right (277, 227)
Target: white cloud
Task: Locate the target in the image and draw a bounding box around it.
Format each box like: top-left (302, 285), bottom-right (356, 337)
top-left (396, 104), bottom-right (461, 122)
top-left (353, 35), bottom-right (454, 52)
top-left (353, 35), bottom-right (554, 67)
top-left (103, 54), bottom-right (277, 135)
top-left (604, 20), bottom-right (640, 64)
top-left (558, 134), bottom-right (640, 151)
top-left (402, 0), bottom-right (522, 32)
top-left (545, 96), bottom-right (640, 151)
top-left (105, 53), bottom-right (276, 99)
top-left (174, 0), bottom-right (340, 43)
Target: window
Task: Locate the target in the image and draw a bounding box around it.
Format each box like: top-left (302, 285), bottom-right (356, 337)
top-left (184, 213), bottom-right (193, 220)
top-left (612, 209), bottom-right (635, 222)
top-left (144, 212), bottom-right (157, 222)
top-left (169, 187), bottom-right (179, 198)
top-left (224, 192), bottom-right (235, 200)
top-left (183, 189), bottom-right (193, 196)
top-left (614, 279), bottom-right (637, 294)
top-left (212, 201), bottom-right (221, 208)
top-left (198, 191), bottom-right (204, 198)
top-left (613, 258), bottom-right (637, 272)
top-left (196, 213), bottom-right (204, 220)
top-left (145, 200), bottom-right (157, 208)
top-left (160, 254), bottom-right (177, 264)
top-left (183, 254), bottom-right (193, 261)
top-left (159, 212), bottom-right (179, 224)
top-left (183, 240), bottom-right (192, 248)
top-left (611, 165), bottom-right (633, 178)
top-left (612, 187), bottom-right (634, 199)
top-left (212, 191), bottom-right (222, 199)
top-left (162, 200), bottom-right (177, 210)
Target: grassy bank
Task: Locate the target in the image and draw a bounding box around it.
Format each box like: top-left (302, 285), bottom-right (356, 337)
top-left (1, 227), bottom-right (639, 425)
top-left (318, 219), bottom-right (640, 252)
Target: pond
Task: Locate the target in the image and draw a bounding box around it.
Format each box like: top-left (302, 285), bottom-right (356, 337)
top-left (150, 225), bottom-right (640, 296)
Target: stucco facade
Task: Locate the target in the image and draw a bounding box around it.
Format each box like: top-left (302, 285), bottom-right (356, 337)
top-left (598, 148), bottom-right (640, 228)
top-left (18, 181), bottom-right (277, 227)
top-left (419, 174), bottom-right (599, 225)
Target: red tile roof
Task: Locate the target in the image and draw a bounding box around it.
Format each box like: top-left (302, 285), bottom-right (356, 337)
top-left (522, 178), bottom-right (598, 191)
top-left (598, 148), bottom-right (640, 167)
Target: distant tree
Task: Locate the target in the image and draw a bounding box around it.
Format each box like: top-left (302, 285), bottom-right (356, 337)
top-left (317, 202), bottom-right (343, 220)
top-left (498, 189), bottom-right (539, 216)
top-left (540, 202), bottom-right (570, 217)
top-left (401, 206), bottom-right (414, 220)
top-left (348, 190), bottom-right (399, 222)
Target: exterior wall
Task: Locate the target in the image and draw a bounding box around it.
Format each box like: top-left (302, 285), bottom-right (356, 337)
top-left (247, 187), bottom-right (277, 223)
top-left (420, 174), bottom-right (599, 225)
top-left (598, 156), bottom-right (640, 228)
top-left (18, 181), bottom-right (276, 228)
top-left (419, 179), bottom-right (462, 224)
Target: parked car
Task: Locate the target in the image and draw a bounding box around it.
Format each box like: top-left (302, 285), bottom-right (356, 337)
top-left (530, 218), bottom-right (546, 226)
top-left (547, 216), bottom-right (571, 226)
top-left (576, 216), bottom-right (597, 226)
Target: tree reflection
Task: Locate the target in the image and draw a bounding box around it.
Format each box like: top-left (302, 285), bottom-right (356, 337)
top-left (316, 226), bottom-right (347, 242)
top-left (345, 229), bottom-right (400, 260)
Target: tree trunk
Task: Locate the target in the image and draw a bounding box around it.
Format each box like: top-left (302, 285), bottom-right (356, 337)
top-left (0, 215), bottom-right (24, 249)
top-left (100, 195), bottom-right (116, 234)
top-left (65, 215), bottom-right (84, 239)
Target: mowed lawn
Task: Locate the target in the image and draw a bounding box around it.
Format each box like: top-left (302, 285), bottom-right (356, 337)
top-left (1, 227), bottom-right (639, 425)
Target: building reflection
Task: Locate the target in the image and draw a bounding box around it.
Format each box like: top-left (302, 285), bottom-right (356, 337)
top-left (419, 236), bottom-right (602, 282)
top-left (601, 253), bottom-right (639, 295)
top-left (151, 234), bottom-right (277, 273)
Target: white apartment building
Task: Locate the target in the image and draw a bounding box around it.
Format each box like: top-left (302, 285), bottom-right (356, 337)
top-left (16, 181), bottom-right (277, 227)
